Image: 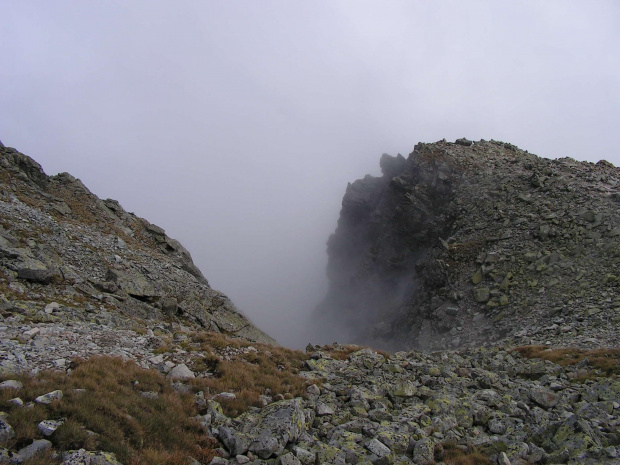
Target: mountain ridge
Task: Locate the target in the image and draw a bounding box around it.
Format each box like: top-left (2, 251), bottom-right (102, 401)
top-left (314, 138), bottom-right (620, 351)
top-left (0, 144), bottom-right (275, 350)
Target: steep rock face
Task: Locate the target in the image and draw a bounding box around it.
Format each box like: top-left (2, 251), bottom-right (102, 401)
top-left (315, 139), bottom-right (620, 351)
top-left (0, 145), bottom-right (275, 345)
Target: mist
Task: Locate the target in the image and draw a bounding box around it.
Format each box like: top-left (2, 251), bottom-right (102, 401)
top-left (1, 2), bottom-right (619, 348)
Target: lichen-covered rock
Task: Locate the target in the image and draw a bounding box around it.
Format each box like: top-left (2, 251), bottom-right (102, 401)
top-left (62, 448), bottom-right (123, 464)
top-left (34, 390), bottom-right (63, 404)
top-left (247, 399), bottom-right (306, 459)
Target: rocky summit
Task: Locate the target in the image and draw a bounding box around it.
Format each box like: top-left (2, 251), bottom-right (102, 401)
top-left (0, 141), bottom-right (619, 465)
top-left (315, 138), bottom-right (620, 352)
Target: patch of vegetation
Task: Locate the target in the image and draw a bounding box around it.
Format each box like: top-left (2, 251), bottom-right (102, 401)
top-left (432, 440), bottom-right (494, 465)
top-left (188, 331), bottom-right (312, 417)
top-left (319, 344), bottom-right (366, 360)
top-left (0, 356), bottom-right (216, 465)
top-left (512, 345), bottom-right (620, 378)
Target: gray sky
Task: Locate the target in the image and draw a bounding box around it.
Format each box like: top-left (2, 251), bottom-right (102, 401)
top-left (1, 1), bottom-right (619, 348)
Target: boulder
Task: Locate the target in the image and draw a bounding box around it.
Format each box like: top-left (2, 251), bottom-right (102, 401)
top-left (35, 390), bottom-right (63, 404)
top-left (17, 259), bottom-right (59, 283)
top-left (167, 364), bottom-right (195, 380)
top-left (14, 439), bottom-right (52, 463)
top-left (247, 399), bottom-right (306, 459)
top-left (0, 419), bottom-right (15, 443)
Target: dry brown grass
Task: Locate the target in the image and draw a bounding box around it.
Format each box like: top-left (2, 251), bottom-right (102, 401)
top-left (0, 356), bottom-right (216, 465)
top-left (433, 441), bottom-right (494, 465)
top-left (319, 344), bottom-right (366, 360)
top-left (512, 345), bottom-right (620, 377)
top-left (189, 335), bottom-right (311, 417)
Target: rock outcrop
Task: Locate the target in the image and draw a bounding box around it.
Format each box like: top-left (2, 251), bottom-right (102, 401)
top-left (315, 139), bottom-right (620, 351)
top-left (0, 145), bottom-right (275, 348)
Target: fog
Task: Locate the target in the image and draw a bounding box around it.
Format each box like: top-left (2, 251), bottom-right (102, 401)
top-left (1, 2), bottom-right (619, 348)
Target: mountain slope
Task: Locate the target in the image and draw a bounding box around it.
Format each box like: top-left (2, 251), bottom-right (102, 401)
top-left (315, 139), bottom-right (620, 351)
top-left (0, 144), bottom-right (275, 348)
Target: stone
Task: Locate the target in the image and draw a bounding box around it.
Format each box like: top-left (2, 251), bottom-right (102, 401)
top-left (44, 302), bottom-right (61, 314)
top-left (0, 419), bottom-right (15, 443)
top-left (306, 384), bottom-right (320, 397)
top-left (35, 390), bottom-right (63, 404)
top-left (498, 452), bottom-right (512, 465)
top-left (214, 392), bottom-right (237, 401)
top-left (293, 446), bottom-right (316, 465)
top-left (528, 388), bottom-right (558, 409)
top-left (218, 426), bottom-right (252, 457)
top-left (209, 458), bottom-right (229, 465)
top-left (278, 452), bottom-right (302, 465)
top-left (61, 448), bottom-right (123, 464)
top-left (390, 380), bottom-right (417, 397)
top-left (366, 438), bottom-right (391, 458)
top-left (167, 364), bottom-right (195, 380)
top-left (455, 138), bottom-right (473, 146)
top-left (412, 438), bottom-right (434, 465)
top-left (315, 402), bottom-right (334, 416)
top-left (488, 417), bottom-right (507, 434)
top-left (248, 399), bottom-right (306, 459)
top-left (8, 397), bottom-right (24, 407)
top-left (14, 439), bottom-right (52, 462)
top-left (38, 419), bottom-right (65, 436)
top-left (16, 259), bottom-right (59, 283)
top-left (0, 380), bottom-right (23, 390)
top-left (473, 287), bottom-right (490, 303)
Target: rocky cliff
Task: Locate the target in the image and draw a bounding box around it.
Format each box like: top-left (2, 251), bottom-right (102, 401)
top-left (0, 144), bottom-right (275, 353)
top-left (315, 139), bottom-right (620, 351)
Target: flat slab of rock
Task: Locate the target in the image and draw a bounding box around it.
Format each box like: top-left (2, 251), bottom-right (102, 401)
top-left (62, 448), bottom-right (123, 464)
top-left (35, 390), bottom-right (63, 404)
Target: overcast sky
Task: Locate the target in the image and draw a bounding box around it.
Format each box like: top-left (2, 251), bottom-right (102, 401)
top-left (1, 1), bottom-right (619, 347)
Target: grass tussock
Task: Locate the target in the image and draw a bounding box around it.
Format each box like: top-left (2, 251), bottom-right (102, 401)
top-left (0, 356), bottom-right (216, 465)
top-left (433, 441), bottom-right (493, 465)
top-left (512, 345), bottom-right (620, 377)
top-left (188, 332), bottom-right (311, 417)
top-left (318, 344), bottom-right (366, 360)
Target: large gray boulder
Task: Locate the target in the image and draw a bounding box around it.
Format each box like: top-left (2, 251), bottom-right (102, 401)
top-left (218, 399), bottom-right (306, 459)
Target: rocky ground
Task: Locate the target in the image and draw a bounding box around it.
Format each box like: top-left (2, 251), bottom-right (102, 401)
top-left (207, 344), bottom-right (620, 465)
top-left (2, 314), bottom-right (620, 464)
top-left (0, 142), bottom-right (619, 464)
